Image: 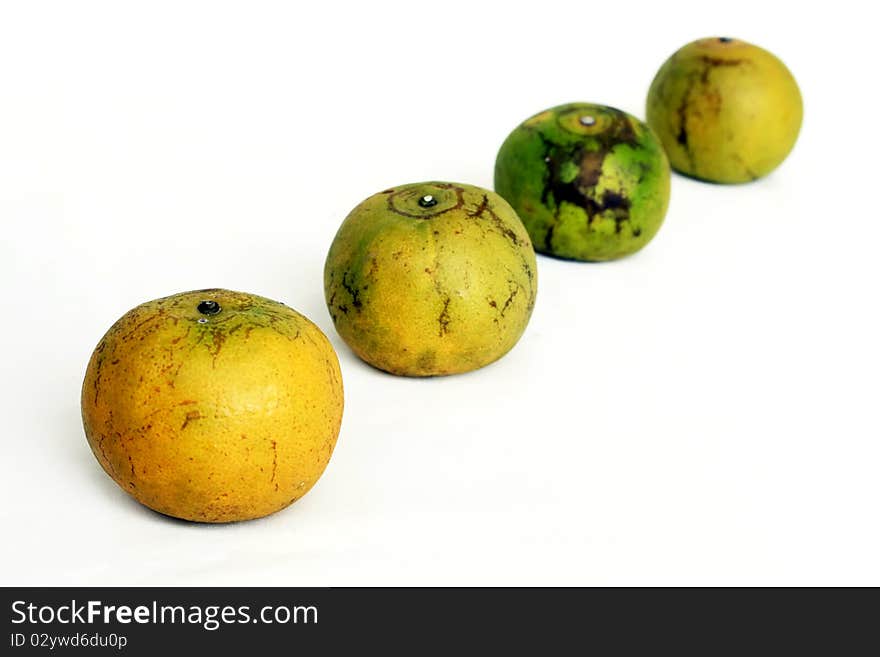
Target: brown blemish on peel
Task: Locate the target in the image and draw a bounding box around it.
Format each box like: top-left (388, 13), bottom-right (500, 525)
top-left (438, 297), bottom-right (451, 336)
top-left (676, 55), bottom-right (745, 162)
top-left (270, 439), bottom-right (278, 491)
top-left (181, 410), bottom-right (201, 430)
top-left (535, 109), bottom-right (641, 247)
top-left (467, 194), bottom-right (521, 246)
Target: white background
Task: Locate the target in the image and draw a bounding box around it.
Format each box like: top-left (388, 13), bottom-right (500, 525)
top-left (1, 0), bottom-right (878, 586)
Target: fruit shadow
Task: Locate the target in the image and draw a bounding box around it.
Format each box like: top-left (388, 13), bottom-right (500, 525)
top-left (534, 251), bottom-right (626, 265)
top-left (671, 169), bottom-right (757, 185)
top-left (532, 245), bottom-right (654, 265)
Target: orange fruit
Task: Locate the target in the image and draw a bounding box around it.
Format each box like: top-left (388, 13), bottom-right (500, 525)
top-left (81, 288), bottom-right (343, 522)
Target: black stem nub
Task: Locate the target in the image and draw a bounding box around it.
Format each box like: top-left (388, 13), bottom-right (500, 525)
top-left (719, 37), bottom-right (733, 43)
top-left (197, 300), bottom-right (221, 315)
top-left (418, 194), bottom-right (438, 208)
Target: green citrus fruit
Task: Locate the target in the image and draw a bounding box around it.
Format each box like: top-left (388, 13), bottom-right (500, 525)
top-left (494, 103), bottom-right (670, 261)
top-left (324, 182), bottom-right (537, 376)
top-left (646, 37), bottom-right (803, 183)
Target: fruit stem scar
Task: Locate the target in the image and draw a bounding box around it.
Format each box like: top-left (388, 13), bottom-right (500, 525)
top-left (418, 195), bottom-right (438, 208)
top-left (719, 37), bottom-right (733, 43)
top-left (197, 300), bottom-right (222, 315)
top-left (579, 115), bottom-right (596, 126)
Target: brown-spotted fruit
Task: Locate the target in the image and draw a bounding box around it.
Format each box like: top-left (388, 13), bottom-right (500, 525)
top-left (646, 37), bottom-right (803, 183)
top-left (324, 182), bottom-right (537, 376)
top-left (81, 289), bottom-right (344, 523)
top-left (494, 103), bottom-right (670, 261)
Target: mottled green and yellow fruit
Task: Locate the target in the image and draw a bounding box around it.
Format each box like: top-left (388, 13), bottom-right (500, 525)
top-left (646, 37), bottom-right (803, 183)
top-left (494, 103), bottom-right (670, 261)
top-left (324, 182), bottom-right (537, 376)
top-left (81, 289), bottom-right (343, 523)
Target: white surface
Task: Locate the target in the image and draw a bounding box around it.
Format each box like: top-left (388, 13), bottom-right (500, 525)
top-left (1, 0), bottom-right (878, 586)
